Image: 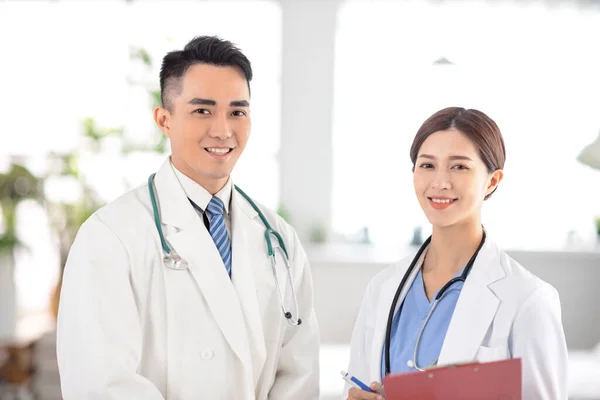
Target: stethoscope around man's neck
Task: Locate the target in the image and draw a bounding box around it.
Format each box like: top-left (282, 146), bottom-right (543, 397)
top-left (147, 173), bottom-right (303, 326)
top-left (383, 229), bottom-right (487, 375)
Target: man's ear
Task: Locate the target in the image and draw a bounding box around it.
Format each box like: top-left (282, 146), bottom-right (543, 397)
top-left (153, 106), bottom-right (172, 138)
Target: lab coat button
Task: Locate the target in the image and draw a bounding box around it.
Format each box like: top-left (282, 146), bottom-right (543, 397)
top-left (201, 348), bottom-right (214, 360)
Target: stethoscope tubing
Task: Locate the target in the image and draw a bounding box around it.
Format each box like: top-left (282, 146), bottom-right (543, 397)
top-left (383, 231), bottom-right (486, 375)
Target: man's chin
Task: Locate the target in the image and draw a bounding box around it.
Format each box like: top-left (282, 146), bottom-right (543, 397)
top-left (190, 161), bottom-right (233, 180)
top-left (200, 167), bottom-right (234, 182)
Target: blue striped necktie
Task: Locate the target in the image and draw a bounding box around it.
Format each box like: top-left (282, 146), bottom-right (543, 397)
top-left (206, 196), bottom-right (232, 277)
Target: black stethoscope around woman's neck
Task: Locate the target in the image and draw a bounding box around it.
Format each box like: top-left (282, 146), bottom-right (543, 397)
top-left (383, 230), bottom-right (487, 375)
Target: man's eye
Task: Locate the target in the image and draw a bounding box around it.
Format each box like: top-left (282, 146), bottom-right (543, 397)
top-left (194, 109), bottom-right (210, 115)
top-left (231, 110), bottom-right (247, 117)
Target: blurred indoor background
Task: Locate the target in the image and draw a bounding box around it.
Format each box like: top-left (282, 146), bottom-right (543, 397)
top-left (1, 0), bottom-right (600, 399)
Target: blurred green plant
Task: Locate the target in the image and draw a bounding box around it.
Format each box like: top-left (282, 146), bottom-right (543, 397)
top-left (82, 117), bottom-right (124, 150)
top-left (44, 151), bottom-right (106, 269)
top-left (55, 45), bottom-right (166, 269)
top-left (132, 47), bottom-right (152, 67)
top-left (309, 221), bottom-right (327, 244)
top-left (125, 46), bottom-right (168, 154)
top-left (276, 203), bottom-right (292, 225)
top-left (0, 163), bottom-right (44, 256)
top-left (0, 45), bottom-right (168, 271)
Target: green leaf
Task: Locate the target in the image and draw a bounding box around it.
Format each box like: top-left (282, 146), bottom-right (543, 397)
top-left (0, 232), bottom-right (20, 253)
top-left (153, 134), bottom-right (168, 153)
top-left (151, 90), bottom-right (162, 109)
top-left (276, 203), bottom-right (292, 224)
top-left (82, 117), bottom-right (124, 143)
top-left (129, 47), bottom-right (153, 67)
top-left (0, 164), bottom-right (43, 203)
top-left (138, 49), bottom-right (152, 67)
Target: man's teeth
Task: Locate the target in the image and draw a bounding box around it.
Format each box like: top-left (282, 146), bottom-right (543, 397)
top-left (206, 148), bottom-right (230, 155)
top-left (431, 198), bottom-right (454, 204)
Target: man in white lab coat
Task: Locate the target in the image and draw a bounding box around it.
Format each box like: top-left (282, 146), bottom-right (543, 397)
top-left (56, 35), bottom-right (320, 399)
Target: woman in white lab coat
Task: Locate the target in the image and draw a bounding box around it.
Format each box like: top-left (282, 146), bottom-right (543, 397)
top-left (56, 36), bottom-right (320, 400)
top-left (345, 107), bottom-right (568, 400)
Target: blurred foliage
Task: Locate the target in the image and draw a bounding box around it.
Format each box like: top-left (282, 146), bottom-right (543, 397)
top-left (309, 221), bottom-right (328, 244)
top-left (82, 117), bottom-right (124, 149)
top-left (0, 45), bottom-right (167, 269)
top-left (0, 164), bottom-right (44, 255)
top-left (44, 151), bottom-right (106, 269)
top-left (276, 203), bottom-right (292, 225)
top-left (151, 90), bottom-right (162, 108)
top-left (132, 47), bottom-right (152, 67)
top-left (0, 164), bottom-right (43, 204)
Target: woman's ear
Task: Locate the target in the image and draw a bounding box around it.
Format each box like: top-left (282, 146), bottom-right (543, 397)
top-left (485, 169), bottom-right (504, 200)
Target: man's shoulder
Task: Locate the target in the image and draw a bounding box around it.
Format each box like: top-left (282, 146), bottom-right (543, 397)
top-left (254, 201), bottom-right (291, 230)
top-left (233, 189), bottom-right (304, 259)
top-left (234, 188), bottom-right (294, 234)
top-left (96, 183), bottom-right (149, 220)
top-left (79, 183), bottom-right (151, 239)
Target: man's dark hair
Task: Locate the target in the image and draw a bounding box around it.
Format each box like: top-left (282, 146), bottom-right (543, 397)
top-left (159, 35), bottom-right (253, 111)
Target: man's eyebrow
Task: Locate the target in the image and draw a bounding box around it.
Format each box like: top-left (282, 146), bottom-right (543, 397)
top-left (230, 100), bottom-right (249, 107)
top-left (186, 98), bottom-right (249, 107)
top-left (187, 98), bottom-right (216, 106)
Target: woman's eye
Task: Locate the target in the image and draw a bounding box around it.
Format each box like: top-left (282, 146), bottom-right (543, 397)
top-left (452, 164), bottom-right (468, 170)
top-left (419, 163), bottom-right (434, 169)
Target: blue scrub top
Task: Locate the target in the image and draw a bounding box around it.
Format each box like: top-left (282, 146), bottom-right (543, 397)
top-left (381, 266), bottom-right (465, 377)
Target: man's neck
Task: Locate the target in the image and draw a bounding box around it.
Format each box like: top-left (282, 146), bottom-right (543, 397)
top-left (170, 157), bottom-right (228, 195)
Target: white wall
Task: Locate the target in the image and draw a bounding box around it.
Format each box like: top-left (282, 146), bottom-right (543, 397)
top-left (510, 250), bottom-right (600, 350)
top-left (279, 0), bottom-right (341, 242)
top-left (309, 245), bottom-right (600, 350)
top-left (276, 0), bottom-right (600, 352)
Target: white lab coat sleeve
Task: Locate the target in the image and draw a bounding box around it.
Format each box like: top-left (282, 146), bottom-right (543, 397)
top-left (56, 214), bottom-right (165, 400)
top-left (268, 228), bottom-right (320, 400)
top-left (510, 284), bottom-right (568, 400)
top-left (341, 280), bottom-right (375, 399)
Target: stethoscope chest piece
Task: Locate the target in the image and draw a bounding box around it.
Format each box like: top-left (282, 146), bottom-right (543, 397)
top-left (163, 253), bottom-right (188, 270)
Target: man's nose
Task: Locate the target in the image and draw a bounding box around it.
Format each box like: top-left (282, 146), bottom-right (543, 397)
top-left (208, 114), bottom-right (233, 140)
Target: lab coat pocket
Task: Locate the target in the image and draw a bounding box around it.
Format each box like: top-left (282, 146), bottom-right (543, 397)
top-left (475, 345), bottom-right (508, 363)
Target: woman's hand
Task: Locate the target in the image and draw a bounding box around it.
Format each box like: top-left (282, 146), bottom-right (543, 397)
top-left (347, 382), bottom-right (385, 400)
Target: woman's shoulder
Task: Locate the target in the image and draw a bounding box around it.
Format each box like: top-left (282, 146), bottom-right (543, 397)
top-left (489, 239), bottom-right (559, 303)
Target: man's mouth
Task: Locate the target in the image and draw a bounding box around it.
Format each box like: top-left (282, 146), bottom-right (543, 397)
top-left (205, 147), bottom-right (233, 155)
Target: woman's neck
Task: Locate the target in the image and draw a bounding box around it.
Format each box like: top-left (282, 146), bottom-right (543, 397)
top-left (424, 219), bottom-right (484, 276)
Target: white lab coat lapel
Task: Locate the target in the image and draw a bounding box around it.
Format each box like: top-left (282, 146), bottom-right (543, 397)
top-left (369, 250), bottom-right (425, 382)
top-left (152, 161), bottom-right (253, 382)
top-left (437, 239), bottom-right (504, 365)
top-left (230, 187), bottom-right (267, 387)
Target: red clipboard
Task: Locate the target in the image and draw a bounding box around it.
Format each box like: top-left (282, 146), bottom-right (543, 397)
top-left (381, 358), bottom-right (522, 400)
